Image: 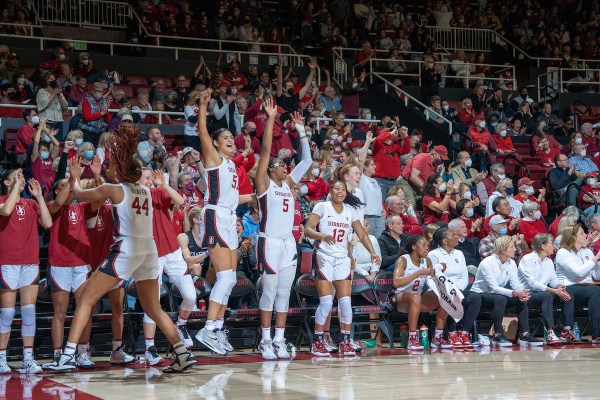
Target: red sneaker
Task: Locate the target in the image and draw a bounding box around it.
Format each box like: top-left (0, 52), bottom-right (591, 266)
top-left (407, 336), bottom-right (424, 351)
top-left (459, 331), bottom-right (474, 348)
top-left (431, 334), bottom-right (453, 349)
top-left (311, 339), bottom-right (330, 357)
top-left (448, 332), bottom-right (464, 348)
top-left (561, 329), bottom-right (582, 344)
top-left (338, 339), bottom-right (356, 357)
top-left (546, 330), bottom-right (562, 345)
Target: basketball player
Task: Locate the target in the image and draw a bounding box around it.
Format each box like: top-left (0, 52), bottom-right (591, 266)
top-left (255, 103), bottom-right (312, 360)
top-left (139, 169), bottom-right (198, 366)
top-left (194, 89), bottom-right (254, 355)
top-left (304, 181), bottom-right (381, 357)
top-left (177, 206), bottom-right (208, 277)
top-left (43, 127), bottom-right (196, 372)
top-left (46, 179), bottom-right (100, 369)
top-left (393, 235), bottom-right (449, 351)
top-left (0, 171), bottom-right (52, 374)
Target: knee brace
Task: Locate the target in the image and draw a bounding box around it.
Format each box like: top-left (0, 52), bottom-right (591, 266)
top-left (0, 308), bottom-right (15, 334)
top-left (174, 275), bottom-right (197, 311)
top-left (315, 295), bottom-right (333, 326)
top-left (338, 296), bottom-right (352, 325)
top-left (20, 304), bottom-right (36, 337)
top-left (273, 265), bottom-right (295, 313)
top-left (259, 273), bottom-right (278, 312)
top-left (209, 269), bottom-right (237, 305)
top-left (143, 313), bottom-right (155, 324)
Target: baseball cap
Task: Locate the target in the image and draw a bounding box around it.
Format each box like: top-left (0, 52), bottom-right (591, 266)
top-left (489, 215), bottom-right (509, 226)
top-left (182, 147), bottom-right (194, 156)
top-left (121, 114), bottom-right (133, 122)
top-left (348, 140), bottom-right (363, 149)
top-left (517, 178), bottom-right (534, 187)
top-left (433, 145), bottom-right (449, 160)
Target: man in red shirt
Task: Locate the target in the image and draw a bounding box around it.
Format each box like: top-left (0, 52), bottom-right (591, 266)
top-left (140, 169), bottom-right (197, 365)
top-left (403, 145), bottom-right (449, 193)
top-left (513, 177), bottom-right (548, 217)
top-left (15, 109), bottom-right (38, 165)
top-left (467, 115), bottom-right (493, 169)
top-left (477, 163), bottom-right (506, 206)
top-left (372, 126), bottom-right (411, 198)
top-left (234, 121), bottom-right (261, 155)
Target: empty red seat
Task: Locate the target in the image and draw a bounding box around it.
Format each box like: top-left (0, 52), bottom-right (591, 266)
top-left (126, 73), bottom-right (147, 85)
top-left (514, 143), bottom-right (531, 156)
top-left (149, 75), bottom-right (172, 85)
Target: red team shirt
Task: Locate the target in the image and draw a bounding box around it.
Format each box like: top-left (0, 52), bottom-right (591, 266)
top-left (88, 202), bottom-right (115, 270)
top-left (0, 196), bottom-right (41, 265)
top-left (292, 201), bottom-right (304, 242)
top-left (150, 188), bottom-right (179, 257)
top-left (48, 201), bottom-right (93, 267)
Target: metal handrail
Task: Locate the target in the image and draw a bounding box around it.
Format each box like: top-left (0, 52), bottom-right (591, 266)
top-left (370, 72), bottom-right (453, 136)
top-left (564, 181), bottom-right (598, 211)
top-left (314, 117), bottom-right (381, 134)
top-left (332, 47), bottom-right (348, 89)
top-left (501, 153), bottom-right (531, 177)
top-left (0, 21), bottom-right (41, 36)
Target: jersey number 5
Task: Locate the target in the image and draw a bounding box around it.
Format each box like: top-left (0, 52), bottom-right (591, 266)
top-left (132, 197), bottom-right (149, 216)
top-left (282, 198), bottom-right (289, 212)
top-left (231, 174), bottom-right (239, 189)
top-left (332, 229), bottom-right (345, 243)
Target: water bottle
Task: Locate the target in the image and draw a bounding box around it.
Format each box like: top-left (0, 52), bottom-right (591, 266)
top-left (573, 322), bottom-right (581, 340)
top-left (360, 341), bottom-right (367, 353)
top-left (419, 325), bottom-right (429, 350)
top-left (400, 324), bottom-right (408, 348)
top-left (286, 343), bottom-right (296, 357)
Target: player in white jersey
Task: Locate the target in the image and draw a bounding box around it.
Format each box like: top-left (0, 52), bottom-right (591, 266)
top-left (305, 181), bottom-right (380, 357)
top-left (194, 89), bottom-right (255, 355)
top-left (43, 127), bottom-right (196, 373)
top-left (254, 102), bottom-right (312, 360)
top-left (392, 235), bottom-right (448, 351)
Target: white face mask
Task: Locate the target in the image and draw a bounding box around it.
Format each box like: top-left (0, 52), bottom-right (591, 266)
top-left (533, 210), bottom-right (542, 220)
top-left (442, 105), bottom-right (449, 111)
top-left (462, 191), bottom-right (472, 199)
top-left (500, 130), bottom-right (507, 137)
top-left (581, 149), bottom-right (587, 157)
top-left (465, 208), bottom-right (474, 217)
top-left (497, 174), bottom-right (506, 180)
top-left (525, 186), bottom-right (535, 196)
top-left (575, 137), bottom-right (583, 144)
top-left (299, 185), bottom-right (308, 195)
top-left (31, 115), bottom-right (39, 124)
top-left (311, 168), bottom-right (320, 177)
top-left (478, 121), bottom-right (487, 128)
top-left (464, 159), bottom-right (472, 167)
top-left (438, 183), bottom-right (447, 192)
top-left (588, 178), bottom-right (597, 186)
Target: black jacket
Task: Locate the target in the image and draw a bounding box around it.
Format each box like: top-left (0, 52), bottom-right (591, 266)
top-left (377, 231), bottom-right (407, 270)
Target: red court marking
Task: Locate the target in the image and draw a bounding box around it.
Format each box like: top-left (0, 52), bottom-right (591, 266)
top-left (2, 374), bottom-right (101, 400)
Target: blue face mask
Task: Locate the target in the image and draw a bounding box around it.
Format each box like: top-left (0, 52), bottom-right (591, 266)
top-left (491, 121), bottom-right (498, 127)
top-left (43, 135), bottom-right (51, 142)
top-left (465, 208), bottom-right (474, 218)
top-left (84, 150), bottom-right (94, 161)
top-left (498, 227), bottom-right (508, 236)
top-left (366, 114), bottom-right (372, 120)
top-left (505, 187), bottom-right (514, 195)
top-left (75, 138), bottom-right (83, 146)
top-left (40, 151), bottom-right (50, 160)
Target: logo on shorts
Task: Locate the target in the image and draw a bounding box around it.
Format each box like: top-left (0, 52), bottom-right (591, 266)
top-left (99, 260), bottom-right (108, 270)
top-left (69, 210), bottom-right (79, 223)
top-left (208, 236), bottom-right (214, 245)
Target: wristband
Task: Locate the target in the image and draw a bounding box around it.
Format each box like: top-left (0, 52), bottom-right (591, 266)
top-left (203, 250), bottom-right (209, 257)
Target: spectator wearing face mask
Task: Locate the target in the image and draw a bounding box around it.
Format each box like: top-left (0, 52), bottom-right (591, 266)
top-left (518, 201), bottom-right (547, 245)
top-left (30, 118), bottom-right (60, 195)
top-left (513, 178), bottom-right (548, 218)
top-left (569, 143), bottom-right (599, 176)
top-left (304, 162), bottom-right (328, 202)
top-left (451, 151), bottom-right (484, 188)
top-left (16, 109), bottom-right (39, 164)
top-left (36, 72), bottom-right (68, 141)
top-left (466, 116), bottom-right (494, 170)
top-left (235, 122), bottom-right (261, 155)
top-left (210, 81), bottom-right (241, 135)
top-left (491, 123), bottom-right (516, 154)
top-left (580, 123), bottom-right (599, 157)
top-left (578, 173), bottom-right (600, 217)
top-left (510, 86), bottom-right (536, 112)
top-left (458, 98), bottom-right (477, 127)
top-left (78, 82), bottom-right (111, 147)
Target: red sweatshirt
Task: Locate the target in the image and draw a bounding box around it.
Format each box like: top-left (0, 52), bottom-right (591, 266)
top-left (372, 131), bottom-right (411, 179)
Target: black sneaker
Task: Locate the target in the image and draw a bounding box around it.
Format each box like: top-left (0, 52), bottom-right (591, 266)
top-left (163, 350), bottom-right (196, 373)
top-left (492, 334), bottom-right (513, 347)
top-left (518, 332), bottom-right (544, 347)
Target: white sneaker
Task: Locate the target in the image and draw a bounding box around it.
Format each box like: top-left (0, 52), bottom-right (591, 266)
top-left (0, 358), bottom-right (10, 374)
top-left (177, 324), bottom-right (194, 348)
top-left (323, 336), bottom-right (338, 353)
top-left (41, 353), bottom-right (76, 371)
top-left (195, 328), bottom-right (227, 355)
top-left (163, 349), bottom-right (196, 373)
top-left (259, 340), bottom-right (278, 361)
top-left (272, 339), bottom-right (291, 359)
top-left (109, 346), bottom-right (135, 365)
top-left (145, 346), bottom-right (164, 366)
top-left (216, 329), bottom-right (234, 352)
top-left (75, 352), bottom-right (96, 370)
top-left (19, 357), bottom-right (42, 374)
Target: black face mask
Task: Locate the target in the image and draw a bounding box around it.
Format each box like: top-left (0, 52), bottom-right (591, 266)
top-left (248, 129), bottom-right (257, 137)
top-left (287, 88), bottom-right (294, 96)
top-left (283, 157), bottom-right (292, 166)
top-left (49, 80), bottom-right (58, 89)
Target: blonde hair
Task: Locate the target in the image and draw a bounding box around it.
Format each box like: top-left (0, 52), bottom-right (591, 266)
top-left (493, 235), bottom-right (514, 255)
top-left (65, 129), bottom-right (83, 142)
top-left (97, 132), bottom-right (112, 149)
top-left (560, 223), bottom-right (581, 253)
top-left (496, 178), bottom-right (513, 191)
top-left (424, 224), bottom-right (440, 240)
top-left (188, 206), bottom-right (203, 226)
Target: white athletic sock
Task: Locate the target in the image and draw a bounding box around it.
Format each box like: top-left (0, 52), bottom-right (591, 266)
top-left (261, 327), bottom-right (271, 342)
top-left (0, 349), bottom-right (5, 360)
top-left (435, 329), bottom-right (443, 338)
top-left (145, 338), bottom-right (155, 350)
top-left (173, 341), bottom-right (187, 355)
top-left (23, 347), bottom-right (33, 360)
top-left (205, 320), bottom-right (216, 331)
top-left (274, 327), bottom-right (285, 342)
top-left (112, 341), bottom-right (122, 351)
top-left (64, 342), bottom-right (77, 356)
top-left (215, 319), bottom-right (224, 330)
top-left (177, 316), bottom-right (188, 326)
top-left (77, 343), bottom-right (88, 355)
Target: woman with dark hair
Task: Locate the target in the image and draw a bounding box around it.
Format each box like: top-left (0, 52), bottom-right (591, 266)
top-left (422, 174), bottom-right (460, 225)
top-left (194, 89), bottom-right (255, 355)
top-left (0, 169), bottom-right (51, 374)
top-left (392, 234), bottom-right (449, 350)
top-left (35, 71), bottom-right (68, 140)
top-left (43, 127), bottom-right (196, 373)
top-left (455, 198), bottom-right (483, 238)
top-left (305, 181), bottom-right (380, 357)
top-left (255, 105), bottom-right (312, 360)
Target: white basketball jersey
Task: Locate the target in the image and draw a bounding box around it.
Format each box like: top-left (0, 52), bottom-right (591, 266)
top-left (257, 179), bottom-right (295, 237)
top-left (395, 254), bottom-right (428, 294)
top-left (112, 183), bottom-right (154, 239)
top-left (313, 201), bottom-right (358, 257)
top-left (203, 157), bottom-right (239, 211)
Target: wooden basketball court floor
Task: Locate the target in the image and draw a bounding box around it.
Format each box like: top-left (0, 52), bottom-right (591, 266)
top-left (3, 344), bottom-right (600, 399)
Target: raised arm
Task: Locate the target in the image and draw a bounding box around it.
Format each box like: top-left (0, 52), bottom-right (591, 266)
top-left (69, 156), bottom-right (124, 204)
top-left (47, 179), bottom-right (72, 214)
top-left (197, 89), bottom-right (221, 166)
top-left (288, 111), bottom-right (312, 187)
top-left (255, 98), bottom-right (278, 195)
top-left (151, 170), bottom-right (184, 206)
top-left (28, 179), bottom-right (52, 228)
top-left (298, 58), bottom-right (318, 99)
top-left (357, 131), bottom-right (374, 173)
top-left (0, 169), bottom-right (22, 217)
top-left (30, 118), bottom-right (46, 162)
